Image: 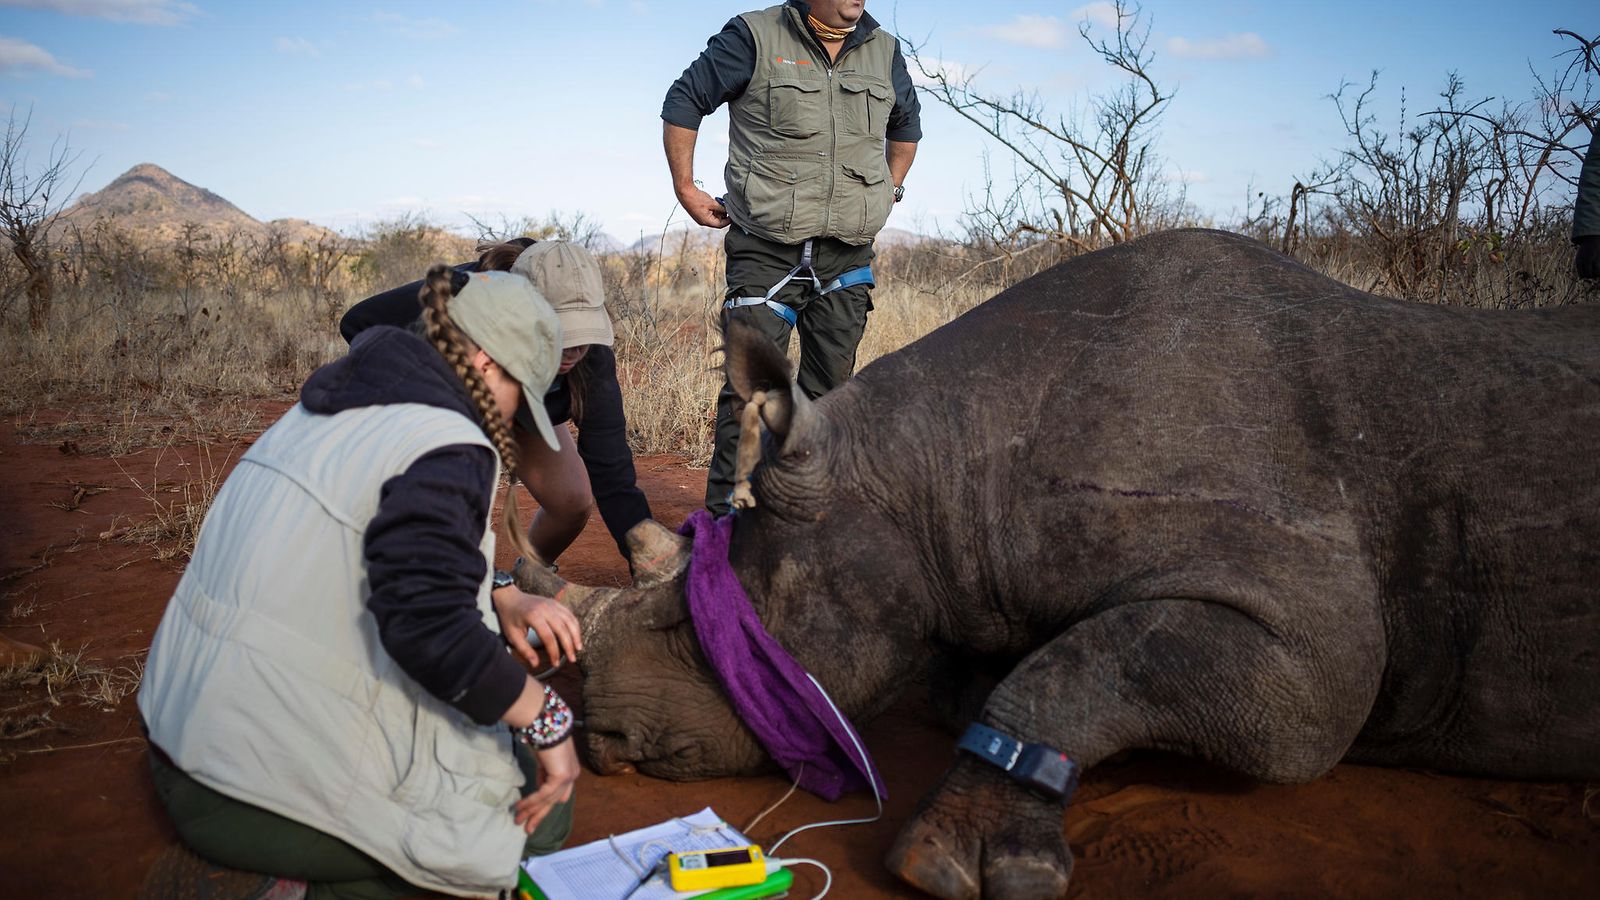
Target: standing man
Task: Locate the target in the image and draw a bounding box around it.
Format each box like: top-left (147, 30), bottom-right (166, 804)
top-left (1575, 126), bottom-right (1599, 279)
top-left (662, 0), bottom-right (921, 515)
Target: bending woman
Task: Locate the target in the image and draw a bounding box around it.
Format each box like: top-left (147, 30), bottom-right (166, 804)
top-left (341, 239), bottom-right (651, 566)
top-left (140, 266), bottom-right (579, 898)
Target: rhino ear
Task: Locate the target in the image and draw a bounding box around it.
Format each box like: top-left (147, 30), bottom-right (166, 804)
top-left (625, 519), bottom-right (690, 588)
top-left (725, 318), bottom-right (815, 444)
top-left (512, 557), bottom-right (602, 617)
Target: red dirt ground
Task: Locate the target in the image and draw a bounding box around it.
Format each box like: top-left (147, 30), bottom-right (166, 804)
top-left (1, 406), bottom-right (1596, 897)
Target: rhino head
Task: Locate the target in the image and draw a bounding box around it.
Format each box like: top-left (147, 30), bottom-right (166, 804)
top-left (543, 320), bottom-right (931, 781)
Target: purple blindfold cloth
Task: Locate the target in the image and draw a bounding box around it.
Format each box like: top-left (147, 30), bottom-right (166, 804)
top-left (677, 509), bottom-right (886, 803)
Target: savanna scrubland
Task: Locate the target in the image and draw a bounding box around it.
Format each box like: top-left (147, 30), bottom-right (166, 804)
top-left (2, 10), bottom-right (1597, 897)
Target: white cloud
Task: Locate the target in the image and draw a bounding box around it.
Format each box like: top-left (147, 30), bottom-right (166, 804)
top-left (1166, 33), bottom-right (1270, 60)
top-left (405, 73), bottom-right (424, 88)
top-left (1164, 168), bottom-right (1211, 185)
top-left (980, 14), bottom-right (1069, 50)
top-left (412, 137), bottom-right (444, 150)
top-left (0, 0), bottom-right (198, 25)
top-left (144, 89), bottom-right (171, 102)
top-left (274, 36), bottom-right (319, 57)
top-left (0, 35), bottom-right (90, 77)
top-left (371, 11), bottom-right (459, 39)
top-left (1072, 2), bottom-right (1122, 30)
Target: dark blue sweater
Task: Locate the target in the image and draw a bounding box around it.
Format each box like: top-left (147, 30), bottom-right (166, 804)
top-left (302, 326), bottom-right (526, 726)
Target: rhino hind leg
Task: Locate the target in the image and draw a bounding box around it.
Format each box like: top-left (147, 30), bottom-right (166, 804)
top-left (887, 595), bottom-right (1380, 899)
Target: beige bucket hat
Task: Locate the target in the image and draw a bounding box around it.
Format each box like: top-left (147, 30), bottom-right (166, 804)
top-left (449, 269), bottom-right (564, 452)
top-left (511, 241), bottom-right (614, 349)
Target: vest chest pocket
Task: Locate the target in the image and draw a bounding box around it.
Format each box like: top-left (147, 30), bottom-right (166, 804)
top-left (837, 77), bottom-right (893, 136)
top-left (767, 73), bottom-right (826, 139)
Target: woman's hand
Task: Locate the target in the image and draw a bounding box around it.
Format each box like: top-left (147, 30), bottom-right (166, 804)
top-left (493, 586), bottom-right (582, 670)
top-left (513, 738), bottom-right (580, 834)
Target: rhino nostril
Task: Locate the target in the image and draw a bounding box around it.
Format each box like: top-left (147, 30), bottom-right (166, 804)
top-left (583, 729), bottom-right (641, 776)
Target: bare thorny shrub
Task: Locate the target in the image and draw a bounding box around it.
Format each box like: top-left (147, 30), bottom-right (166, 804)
top-left (912, 5), bottom-right (1596, 309)
top-left (1273, 28), bottom-right (1599, 307)
top-left (908, 0), bottom-right (1173, 254)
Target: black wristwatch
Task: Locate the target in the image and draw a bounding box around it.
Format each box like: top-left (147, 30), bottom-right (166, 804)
top-left (491, 569), bottom-right (516, 591)
top-left (957, 723), bottom-right (1079, 801)
top-left (893, 183), bottom-right (905, 203)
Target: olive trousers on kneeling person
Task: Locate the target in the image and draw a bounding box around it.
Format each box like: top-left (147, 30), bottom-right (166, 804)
top-left (148, 743), bottom-right (572, 900)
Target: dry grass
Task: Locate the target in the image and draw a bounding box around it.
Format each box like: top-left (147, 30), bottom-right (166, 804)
top-left (0, 641), bottom-right (144, 715)
top-left (102, 443), bottom-right (233, 562)
top-left (0, 638), bottom-right (146, 764)
top-left (4, 216), bottom-right (1589, 468)
top-left (602, 237), bottom-right (1003, 465)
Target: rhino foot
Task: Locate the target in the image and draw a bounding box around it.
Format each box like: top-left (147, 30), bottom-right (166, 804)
top-left (885, 760), bottom-right (1072, 900)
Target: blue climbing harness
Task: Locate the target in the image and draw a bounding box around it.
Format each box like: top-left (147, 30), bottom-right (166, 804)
top-left (724, 238), bottom-right (875, 326)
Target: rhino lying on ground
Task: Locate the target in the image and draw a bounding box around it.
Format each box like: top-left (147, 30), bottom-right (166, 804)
top-left (524, 229), bottom-right (1600, 898)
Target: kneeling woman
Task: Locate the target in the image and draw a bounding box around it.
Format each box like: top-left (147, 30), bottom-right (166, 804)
top-left (140, 266), bottom-right (578, 898)
top-left (341, 239), bottom-right (652, 568)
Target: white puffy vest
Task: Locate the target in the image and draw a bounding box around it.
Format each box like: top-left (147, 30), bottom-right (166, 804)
top-left (138, 403), bottom-right (526, 897)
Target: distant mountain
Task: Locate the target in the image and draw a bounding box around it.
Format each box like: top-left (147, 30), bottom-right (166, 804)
top-left (59, 163), bottom-right (336, 245)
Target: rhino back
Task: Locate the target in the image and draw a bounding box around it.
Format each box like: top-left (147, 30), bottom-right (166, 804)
top-left (846, 229), bottom-right (1600, 776)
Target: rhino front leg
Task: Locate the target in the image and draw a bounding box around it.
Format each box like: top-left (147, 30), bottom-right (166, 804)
top-left (887, 596), bottom-right (1379, 899)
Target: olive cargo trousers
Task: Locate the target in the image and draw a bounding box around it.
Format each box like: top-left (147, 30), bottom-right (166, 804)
top-left (705, 227), bottom-right (876, 514)
top-left (148, 743), bottom-right (573, 899)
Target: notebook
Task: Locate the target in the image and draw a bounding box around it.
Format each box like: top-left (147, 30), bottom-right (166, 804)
top-left (518, 807), bottom-right (794, 900)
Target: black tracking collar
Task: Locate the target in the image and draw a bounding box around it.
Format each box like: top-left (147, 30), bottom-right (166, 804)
top-left (957, 723), bottom-right (1080, 802)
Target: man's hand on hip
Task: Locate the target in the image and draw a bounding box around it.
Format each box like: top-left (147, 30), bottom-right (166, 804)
top-left (679, 187), bottom-right (731, 229)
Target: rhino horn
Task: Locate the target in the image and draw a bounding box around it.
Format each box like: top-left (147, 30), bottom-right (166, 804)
top-left (725, 318), bottom-right (815, 445)
top-left (625, 519), bottom-right (691, 588)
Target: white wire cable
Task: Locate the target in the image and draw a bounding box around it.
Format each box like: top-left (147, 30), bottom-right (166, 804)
top-left (779, 857), bottom-right (833, 900)
top-left (742, 763), bottom-right (804, 835)
top-left (765, 674), bottom-right (884, 855)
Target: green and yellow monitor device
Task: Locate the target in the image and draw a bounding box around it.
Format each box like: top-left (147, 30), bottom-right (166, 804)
top-left (668, 845), bottom-right (768, 892)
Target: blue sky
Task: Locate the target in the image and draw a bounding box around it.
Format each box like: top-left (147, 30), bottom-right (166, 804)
top-left (0, 0), bottom-right (1592, 242)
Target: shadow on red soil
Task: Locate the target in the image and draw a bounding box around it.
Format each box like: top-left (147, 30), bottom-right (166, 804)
top-left (1, 406), bottom-right (1595, 897)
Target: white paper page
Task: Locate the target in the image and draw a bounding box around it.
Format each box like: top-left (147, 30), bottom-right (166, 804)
top-left (522, 807), bottom-right (758, 900)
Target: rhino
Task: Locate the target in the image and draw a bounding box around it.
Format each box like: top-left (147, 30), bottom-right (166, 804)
top-left (519, 229), bottom-right (1600, 898)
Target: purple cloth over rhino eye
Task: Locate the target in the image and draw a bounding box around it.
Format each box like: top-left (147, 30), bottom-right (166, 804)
top-left (677, 509), bottom-right (886, 803)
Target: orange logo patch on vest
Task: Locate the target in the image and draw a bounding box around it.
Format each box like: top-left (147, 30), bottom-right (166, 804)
top-left (775, 56), bottom-right (812, 65)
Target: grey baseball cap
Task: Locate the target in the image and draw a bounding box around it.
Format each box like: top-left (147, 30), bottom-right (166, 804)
top-left (448, 269), bottom-right (564, 452)
top-left (511, 241), bottom-right (614, 348)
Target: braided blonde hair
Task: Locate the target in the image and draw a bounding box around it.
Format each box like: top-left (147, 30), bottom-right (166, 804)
top-left (418, 263), bottom-right (543, 567)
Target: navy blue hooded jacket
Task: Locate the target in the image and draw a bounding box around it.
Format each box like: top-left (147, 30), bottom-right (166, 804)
top-left (302, 325), bottom-right (526, 726)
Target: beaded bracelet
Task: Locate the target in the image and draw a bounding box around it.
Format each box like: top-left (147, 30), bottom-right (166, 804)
top-left (513, 684), bottom-right (573, 749)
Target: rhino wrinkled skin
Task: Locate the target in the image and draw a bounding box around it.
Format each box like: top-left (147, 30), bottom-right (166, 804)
top-left (531, 229), bottom-right (1600, 899)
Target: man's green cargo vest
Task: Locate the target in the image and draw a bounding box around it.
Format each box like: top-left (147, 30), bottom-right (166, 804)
top-left (724, 5), bottom-right (898, 246)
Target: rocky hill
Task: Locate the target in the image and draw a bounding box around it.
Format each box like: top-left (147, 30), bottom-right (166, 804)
top-left (59, 163), bottom-right (336, 245)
